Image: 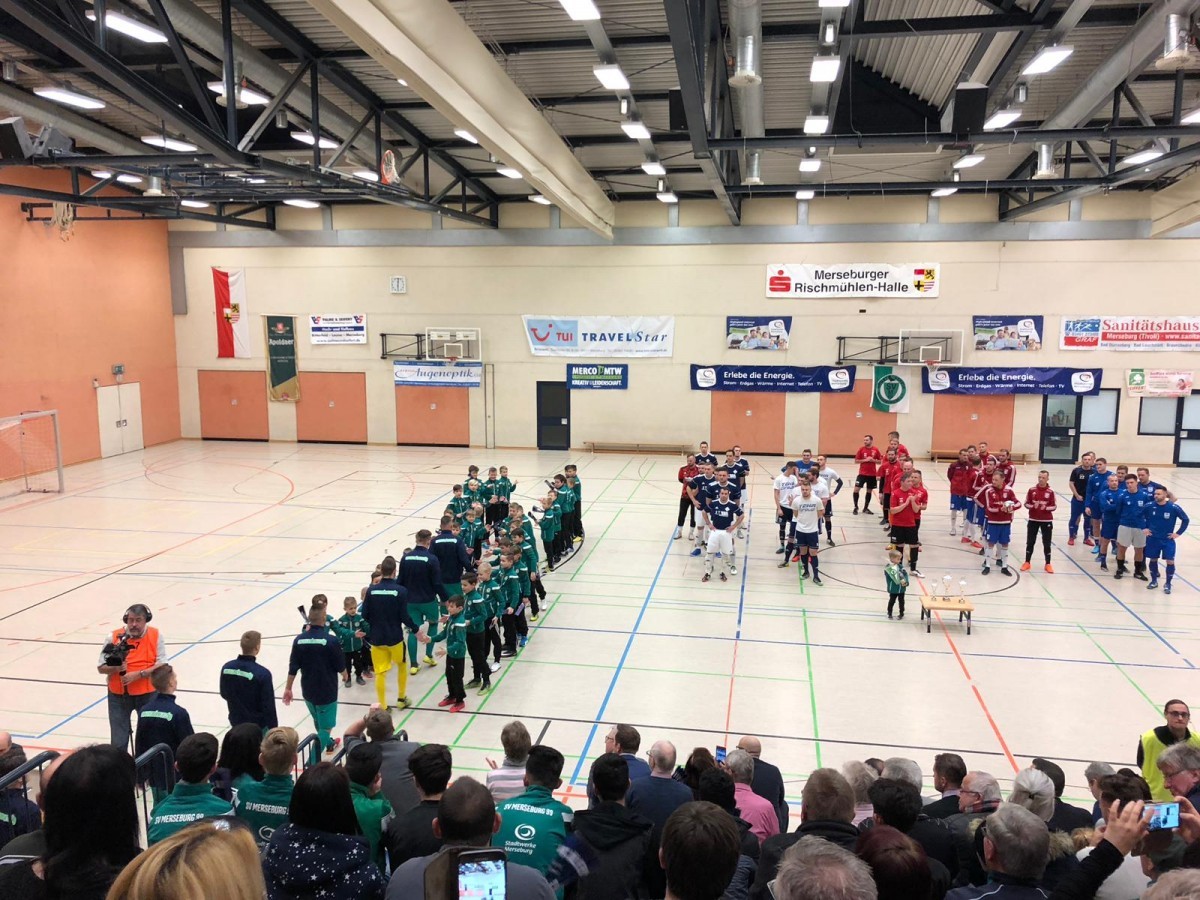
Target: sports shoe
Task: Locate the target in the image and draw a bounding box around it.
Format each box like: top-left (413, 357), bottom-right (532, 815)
top-left (961, 536), bottom-right (971, 544)
top-left (777, 560), bottom-right (789, 568)
top-left (910, 567), bottom-right (923, 578)
top-left (950, 525), bottom-right (957, 536)
top-left (1084, 538), bottom-right (1095, 547)
top-left (1044, 564), bottom-right (1054, 574)
top-left (1067, 537), bottom-right (1076, 546)
top-left (324, 738), bottom-right (341, 754)
top-left (1114, 569), bottom-right (1124, 580)
top-left (852, 508), bottom-right (859, 515)
top-left (1148, 579), bottom-right (1160, 590)
top-left (423, 656), bottom-right (437, 667)
top-left (1165, 584), bottom-right (1173, 595)
top-left (798, 570), bottom-right (808, 580)
top-left (519, 636), bottom-right (527, 648)
top-left (776, 545), bottom-right (786, 554)
top-left (897, 612), bottom-right (904, 619)
top-left (792, 553), bottom-right (801, 562)
top-left (719, 572), bottom-right (728, 582)
top-left (449, 701), bottom-right (466, 713)
top-left (395, 696), bottom-right (411, 709)
top-left (688, 529), bottom-right (695, 540)
top-left (827, 538), bottom-right (836, 547)
top-left (530, 614), bottom-right (539, 623)
top-left (673, 527), bottom-right (682, 540)
top-left (862, 507), bottom-right (873, 515)
top-left (981, 564), bottom-right (991, 575)
top-left (489, 661), bottom-right (501, 673)
top-left (408, 666), bottom-right (419, 675)
top-left (1091, 544), bottom-right (1100, 555)
top-left (701, 573), bottom-right (711, 582)
top-left (342, 678), bottom-right (351, 688)
top-left (1001, 566), bottom-right (1011, 576)
top-left (1134, 571), bottom-right (1149, 582)
top-left (465, 678), bottom-right (481, 689)
top-left (690, 548), bottom-right (702, 557)
top-left (500, 648), bottom-right (516, 657)
top-left (1020, 562), bottom-right (1031, 571)
top-left (437, 696), bottom-right (454, 708)
top-left (355, 675), bottom-right (366, 685)
top-left (729, 564), bottom-right (738, 575)
top-left (812, 575), bottom-right (823, 585)
top-left (478, 683), bottom-right (491, 695)
top-left (715, 552), bottom-right (723, 558)
top-left (1100, 562), bottom-right (1108, 571)
top-left (971, 541), bottom-right (983, 549)
top-left (736, 528), bottom-right (745, 539)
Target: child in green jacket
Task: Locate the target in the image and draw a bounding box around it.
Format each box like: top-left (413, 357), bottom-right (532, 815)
top-left (335, 595), bottom-right (369, 686)
top-left (425, 595), bottom-right (468, 711)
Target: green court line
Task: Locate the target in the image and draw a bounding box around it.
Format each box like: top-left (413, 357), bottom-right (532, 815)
top-left (590, 458), bottom-right (635, 504)
top-left (801, 607), bottom-right (822, 767)
top-left (1077, 625), bottom-right (1160, 713)
top-left (570, 510), bottom-right (624, 581)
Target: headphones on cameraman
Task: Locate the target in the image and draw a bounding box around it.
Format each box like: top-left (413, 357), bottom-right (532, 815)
top-left (123, 604), bottom-right (153, 624)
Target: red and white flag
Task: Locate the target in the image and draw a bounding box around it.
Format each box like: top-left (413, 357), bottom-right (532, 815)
top-left (213, 267), bottom-right (251, 358)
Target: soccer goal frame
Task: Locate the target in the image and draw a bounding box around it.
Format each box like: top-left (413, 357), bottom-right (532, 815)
top-left (0, 410), bottom-right (65, 499)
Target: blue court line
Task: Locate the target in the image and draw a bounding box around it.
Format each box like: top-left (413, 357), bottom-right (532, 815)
top-left (32, 488), bottom-right (451, 741)
top-left (735, 510), bottom-right (753, 640)
top-left (1054, 539), bottom-right (1193, 666)
top-left (568, 531), bottom-right (676, 788)
top-left (533, 622), bottom-right (1195, 671)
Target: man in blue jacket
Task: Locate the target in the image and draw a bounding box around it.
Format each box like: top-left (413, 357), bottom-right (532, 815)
top-left (283, 605), bottom-right (345, 762)
top-left (134, 665), bottom-right (194, 800)
top-left (431, 516), bottom-right (475, 598)
top-left (1145, 486), bottom-right (1190, 594)
top-left (401, 530), bottom-right (451, 676)
top-left (219, 630), bottom-right (277, 731)
top-left (362, 555), bottom-right (419, 711)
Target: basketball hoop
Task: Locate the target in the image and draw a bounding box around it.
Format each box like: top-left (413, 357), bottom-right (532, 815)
top-left (925, 359), bottom-right (939, 372)
top-left (380, 149), bottom-right (400, 185)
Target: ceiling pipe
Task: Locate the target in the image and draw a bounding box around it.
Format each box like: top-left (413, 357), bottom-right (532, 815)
top-left (728, 0), bottom-right (765, 187)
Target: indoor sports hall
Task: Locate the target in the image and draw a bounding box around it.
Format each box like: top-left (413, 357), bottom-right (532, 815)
top-left (4, 0), bottom-right (1200, 890)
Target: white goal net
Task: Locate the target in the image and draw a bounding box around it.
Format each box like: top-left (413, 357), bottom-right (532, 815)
top-left (0, 410), bottom-right (64, 499)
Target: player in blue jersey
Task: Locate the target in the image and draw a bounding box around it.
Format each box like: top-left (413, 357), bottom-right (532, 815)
top-left (1144, 487), bottom-right (1189, 594)
top-left (1115, 474), bottom-right (1155, 581)
top-left (1094, 472), bottom-right (1123, 572)
top-left (702, 487), bottom-right (744, 583)
top-left (1084, 457), bottom-right (1112, 555)
top-left (687, 463), bottom-right (718, 557)
top-left (695, 441), bottom-right (719, 468)
top-left (1067, 451), bottom-right (1095, 546)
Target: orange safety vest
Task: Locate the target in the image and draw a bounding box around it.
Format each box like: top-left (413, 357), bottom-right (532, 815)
top-left (106, 627), bottom-right (160, 696)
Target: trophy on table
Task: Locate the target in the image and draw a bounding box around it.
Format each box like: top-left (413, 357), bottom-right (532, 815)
top-left (958, 578), bottom-right (968, 604)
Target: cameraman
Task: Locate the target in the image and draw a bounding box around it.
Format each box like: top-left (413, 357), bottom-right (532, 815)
top-left (97, 604), bottom-right (166, 750)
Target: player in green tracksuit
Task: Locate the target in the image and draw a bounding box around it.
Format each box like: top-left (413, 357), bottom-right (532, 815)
top-left (447, 484), bottom-right (471, 524)
top-left (461, 573), bottom-right (492, 694)
top-left (478, 561), bottom-right (504, 667)
top-left (481, 468), bottom-right (502, 527)
top-left (333, 597), bottom-right (370, 686)
top-left (496, 467), bottom-right (516, 521)
top-left (515, 520), bottom-right (546, 619)
top-left (497, 553), bottom-right (524, 657)
top-left (495, 745), bottom-right (574, 878)
top-left (424, 595), bottom-right (468, 710)
top-left (464, 478), bottom-right (485, 510)
top-left (539, 493), bottom-right (561, 569)
top-left (461, 508), bottom-right (487, 560)
top-left (513, 553), bottom-right (533, 649)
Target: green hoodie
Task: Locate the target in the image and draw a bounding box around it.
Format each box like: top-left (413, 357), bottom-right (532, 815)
top-left (350, 781), bottom-right (392, 869)
top-left (148, 781), bottom-right (234, 845)
top-left (495, 785), bottom-right (574, 875)
top-left (233, 772), bottom-right (294, 846)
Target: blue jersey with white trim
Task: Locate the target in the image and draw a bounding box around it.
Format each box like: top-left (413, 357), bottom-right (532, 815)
top-left (1146, 502), bottom-right (1189, 540)
top-left (707, 500), bottom-right (742, 531)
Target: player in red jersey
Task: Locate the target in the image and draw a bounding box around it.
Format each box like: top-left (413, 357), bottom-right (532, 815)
top-left (1022, 469), bottom-right (1057, 573)
top-left (980, 471), bottom-right (1019, 576)
top-left (877, 448), bottom-right (900, 529)
top-left (995, 448), bottom-right (1017, 489)
top-left (947, 448), bottom-right (976, 537)
top-left (852, 434), bottom-right (883, 516)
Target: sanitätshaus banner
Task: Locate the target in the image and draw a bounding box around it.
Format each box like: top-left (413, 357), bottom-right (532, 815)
top-left (265, 315), bottom-right (299, 401)
top-left (522, 315), bottom-right (674, 357)
top-left (923, 366), bottom-right (1102, 395)
top-left (1060, 316), bottom-right (1200, 351)
top-left (691, 364), bottom-right (855, 393)
top-left (393, 361), bottom-right (483, 387)
top-left (766, 263), bottom-right (939, 298)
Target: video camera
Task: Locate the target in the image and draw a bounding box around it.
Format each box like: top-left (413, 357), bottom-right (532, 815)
top-left (101, 632), bottom-right (133, 668)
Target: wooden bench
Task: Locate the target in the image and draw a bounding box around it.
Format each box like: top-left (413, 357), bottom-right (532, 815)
top-left (929, 449), bottom-right (1035, 464)
top-left (919, 596), bottom-right (976, 634)
top-left (584, 441), bottom-right (692, 455)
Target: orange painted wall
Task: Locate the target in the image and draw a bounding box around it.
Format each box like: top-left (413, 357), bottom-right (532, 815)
top-left (931, 394), bottom-right (1015, 452)
top-left (0, 169), bottom-right (180, 465)
top-left (395, 386), bottom-right (470, 446)
top-left (710, 392), bottom-right (786, 455)
top-left (296, 372), bottom-right (367, 443)
top-left (819, 381), bottom-right (898, 457)
top-left (198, 370), bottom-right (269, 440)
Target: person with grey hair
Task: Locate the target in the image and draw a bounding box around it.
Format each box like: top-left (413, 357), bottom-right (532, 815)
top-left (751, 769), bottom-right (859, 900)
top-left (726, 749), bottom-right (779, 846)
top-left (1085, 762), bottom-right (1115, 824)
top-left (1145, 868), bottom-right (1200, 899)
top-left (881, 757), bottom-right (923, 794)
top-left (628, 740), bottom-right (695, 899)
top-left (946, 803), bottom-right (1049, 899)
top-left (842, 761), bottom-right (877, 826)
top-left (946, 772), bottom-right (1003, 887)
top-left (1008, 769), bottom-right (1080, 890)
top-left (1157, 741), bottom-right (1200, 810)
top-left (772, 835), bottom-right (878, 900)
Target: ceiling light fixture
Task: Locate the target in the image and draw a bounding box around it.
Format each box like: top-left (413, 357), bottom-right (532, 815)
top-left (245, 177), bottom-right (266, 184)
top-left (454, 128), bottom-right (478, 144)
top-left (810, 56), bottom-right (841, 83)
top-left (397, 78), bottom-right (408, 86)
top-left (1181, 106), bottom-right (1200, 125)
top-left (291, 131), bottom-right (338, 149)
top-left (2, 60), bottom-right (18, 82)
top-left (496, 166), bottom-right (522, 179)
top-left (85, 10), bottom-right (167, 43)
top-left (799, 158), bottom-right (822, 173)
top-left (1124, 147), bottom-right (1164, 166)
top-left (818, 0), bottom-right (850, 7)
top-left (621, 119), bottom-right (651, 140)
top-left (656, 190), bottom-right (678, 203)
top-left (931, 187), bottom-right (957, 197)
top-left (529, 194), bottom-right (552, 205)
top-left (641, 160), bottom-right (666, 176)
top-left (795, 189), bottom-right (815, 200)
top-left (33, 86), bottom-right (105, 110)
top-left (557, 0), bottom-right (600, 20)
top-left (983, 108), bottom-right (1021, 130)
top-left (822, 22), bottom-right (837, 44)
top-left (141, 135), bottom-right (198, 152)
top-left (283, 199), bottom-right (321, 208)
top-left (803, 114), bottom-right (830, 135)
top-left (1022, 44), bottom-right (1074, 76)
top-left (207, 81), bottom-right (271, 105)
top-left (180, 199), bottom-right (210, 208)
top-left (593, 64), bottom-right (630, 91)
top-left (953, 153), bottom-right (986, 169)
top-left (352, 169), bottom-right (379, 181)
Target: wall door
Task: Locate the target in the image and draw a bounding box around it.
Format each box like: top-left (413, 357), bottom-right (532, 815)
top-left (1040, 396), bottom-right (1080, 464)
top-left (395, 386), bottom-right (470, 446)
top-left (198, 370), bottom-right (269, 440)
top-left (296, 372), bottom-right (367, 444)
top-left (710, 392), bottom-right (786, 455)
top-left (933, 394), bottom-right (1014, 455)
top-left (1175, 392), bottom-right (1200, 466)
top-left (536, 382), bottom-right (570, 450)
top-left (818, 381), bottom-right (897, 458)
top-left (96, 383), bottom-right (144, 458)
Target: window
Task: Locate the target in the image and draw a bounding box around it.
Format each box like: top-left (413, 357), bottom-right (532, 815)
top-left (1080, 389), bottom-right (1120, 435)
top-left (1139, 398), bottom-right (1178, 436)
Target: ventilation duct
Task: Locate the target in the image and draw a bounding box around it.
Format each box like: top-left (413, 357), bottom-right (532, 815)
top-left (1155, 13), bottom-right (1199, 69)
top-left (730, 33), bottom-right (761, 87)
top-left (728, 0), bottom-right (765, 187)
top-left (743, 150), bottom-right (762, 185)
top-left (1032, 142), bottom-right (1057, 179)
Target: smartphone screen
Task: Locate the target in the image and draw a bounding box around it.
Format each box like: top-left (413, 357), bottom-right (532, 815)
top-left (1149, 801), bottom-right (1180, 831)
top-left (458, 850), bottom-right (506, 899)
top-left (715, 745), bottom-right (727, 764)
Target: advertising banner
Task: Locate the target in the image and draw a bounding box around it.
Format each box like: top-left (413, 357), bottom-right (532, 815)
top-left (522, 315), bottom-right (674, 357)
top-left (393, 361), bottom-right (483, 388)
top-left (766, 263), bottom-right (940, 298)
top-left (690, 365), bottom-right (855, 393)
top-left (1060, 317), bottom-right (1200, 351)
top-left (308, 314), bottom-right (367, 344)
top-left (567, 364), bottom-right (628, 389)
top-left (872, 365), bottom-right (911, 413)
top-left (725, 316), bottom-right (791, 350)
top-left (922, 366), bottom-right (1102, 395)
top-left (972, 315), bottom-right (1044, 351)
top-left (265, 315), bottom-right (299, 401)
top-left (1126, 369), bottom-right (1195, 398)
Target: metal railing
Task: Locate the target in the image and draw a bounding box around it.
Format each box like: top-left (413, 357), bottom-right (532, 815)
top-left (134, 742), bottom-right (176, 831)
top-left (294, 733), bottom-right (322, 771)
top-left (0, 749), bottom-right (58, 832)
top-left (329, 729), bottom-right (407, 765)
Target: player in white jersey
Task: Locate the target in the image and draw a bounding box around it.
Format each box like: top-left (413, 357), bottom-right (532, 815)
top-left (702, 487), bottom-right (744, 583)
top-left (815, 455), bottom-right (844, 547)
top-left (778, 481), bottom-right (826, 585)
top-left (773, 462), bottom-right (799, 555)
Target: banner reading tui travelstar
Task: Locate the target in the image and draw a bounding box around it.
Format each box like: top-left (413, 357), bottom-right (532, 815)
top-left (522, 316), bottom-right (674, 357)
